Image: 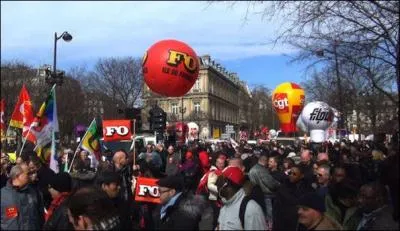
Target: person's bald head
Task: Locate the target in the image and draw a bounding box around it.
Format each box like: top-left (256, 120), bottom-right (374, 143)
top-left (317, 153), bottom-right (329, 162)
top-left (113, 150), bottom-right (127, 169)
top-left (228, 158), bottom-right (245, 172)
top-left (301, 149), bottom-right (312, 164)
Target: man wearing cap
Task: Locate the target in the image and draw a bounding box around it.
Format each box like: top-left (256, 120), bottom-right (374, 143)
top-left (216, 166), bottom-right (267, 230)
top-left (153, 175), bottom-right (205, 230)
top-left (297, 192), bottom-right (342, 230)
top-left (43, 172), bottom-right (74, 230)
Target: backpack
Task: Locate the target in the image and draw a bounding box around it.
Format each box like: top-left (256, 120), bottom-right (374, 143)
top-left (239, 184), bottom-right (266, 229)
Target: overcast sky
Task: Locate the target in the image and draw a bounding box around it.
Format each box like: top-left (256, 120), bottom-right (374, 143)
top-left (1, 1), bottom-right (308, 89)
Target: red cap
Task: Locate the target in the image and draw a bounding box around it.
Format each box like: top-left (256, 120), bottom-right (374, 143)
top-left (222, 166), bottom-right (244, 185)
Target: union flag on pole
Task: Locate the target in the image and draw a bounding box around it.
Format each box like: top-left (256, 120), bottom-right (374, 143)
top-left (0, 99), bottom-right (5, 139)
top-left (9, 85), bottom-right (34, 140)
top-left (79, 118), bottom-right (101, 162)
top-left (31, 85), bottom-right (57, 149)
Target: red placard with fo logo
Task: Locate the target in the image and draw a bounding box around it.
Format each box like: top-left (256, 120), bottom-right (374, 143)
top-left (134, 177), bottom-right (161, 204)
top-left (102, 120), bottom-right (132, 142)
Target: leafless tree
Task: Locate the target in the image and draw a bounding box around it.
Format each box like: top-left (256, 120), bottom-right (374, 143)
top-left (86, 57), bottom-right (144, 109)
top-left (249, 85), bottom-right (279, 130)
top-left (1, 61), bottom-right (88, 144)
top-left (222, 1), bottom-right (399, 103)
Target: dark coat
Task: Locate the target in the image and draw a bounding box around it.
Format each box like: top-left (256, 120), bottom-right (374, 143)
top-left (299, 162), bottom-right (315, 188)
top-left (270, 169), bottom-right (288, 184)
top-left (153, 193), bottom-right (206, 230)
top-left (357, 205), bottom-right (399, 230)
top-left (379, 154), bottom-right (399, 221)
top-left (273, 179), bottom-right (315, 231)
top-left (36, 165), bottom-right (56, 208)
top-left (1, 181), bottom-right (45, 230)
top-left (156, 149), bottom-right (168, 173)
top-left (112, 197), bottom-right (133, 230)
top-left (43, 199), bottom-right (73, 230)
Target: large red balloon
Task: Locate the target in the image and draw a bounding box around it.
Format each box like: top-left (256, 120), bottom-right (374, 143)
top-left (142, 39), bottom-right (200, 97)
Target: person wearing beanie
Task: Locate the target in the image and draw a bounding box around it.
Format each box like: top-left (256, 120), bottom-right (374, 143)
top-left (216, 166), bottom-right (267, 230)
top-left (297, 192), bottom-right (342, 230)
top-left (43, 172), bottom-right (74, 230)
top-left (95, 170), bottom-right (133, 230)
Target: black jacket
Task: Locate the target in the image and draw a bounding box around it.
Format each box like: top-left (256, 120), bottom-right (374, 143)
top-left (273, 179), bottom-right (315, 231)
top-left (1, 181), bottom-right (45, 230)
top-left (153, 193), bottom-right (206, 230)
top-left (43, 199), bottom-right (73, 230)
top-left (36, 165), bottom-right (56, 208)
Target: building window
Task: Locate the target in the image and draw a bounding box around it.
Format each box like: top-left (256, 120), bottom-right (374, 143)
top-left (193, 78), bottom-right (201, 92)
top-left (194, 102), bottom-right (200, 113)
top-left (172, 103), bottom-right (179, 114)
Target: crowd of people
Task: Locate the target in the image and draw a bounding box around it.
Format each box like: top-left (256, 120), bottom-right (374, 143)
top-left (1, 133), bottom-right (399, 230)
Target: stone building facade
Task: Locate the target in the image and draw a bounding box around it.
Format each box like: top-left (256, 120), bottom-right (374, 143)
top-left (141, 55), bottom-right (252, 139)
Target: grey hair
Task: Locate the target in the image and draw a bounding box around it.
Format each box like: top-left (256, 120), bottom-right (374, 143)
top-left (9, 164), bottom-right (27, 180)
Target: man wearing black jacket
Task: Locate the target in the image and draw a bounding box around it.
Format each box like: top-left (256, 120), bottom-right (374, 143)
top-left (153, 175), bottom-right (206, 230)
top-left (28, 155), bottom-right (56, 209)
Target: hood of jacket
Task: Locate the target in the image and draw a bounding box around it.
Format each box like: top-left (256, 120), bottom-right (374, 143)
top-left (178, 193), bottom-right (207, 219)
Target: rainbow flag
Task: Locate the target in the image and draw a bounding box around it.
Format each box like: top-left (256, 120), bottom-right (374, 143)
top-left (32, 85), bottom-right (59, 172)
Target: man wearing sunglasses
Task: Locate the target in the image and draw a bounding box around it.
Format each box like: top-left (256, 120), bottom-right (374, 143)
top-left (315, 164), bottom-right (331, 200)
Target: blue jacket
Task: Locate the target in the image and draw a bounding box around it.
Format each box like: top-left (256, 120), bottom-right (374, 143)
top-left (1, 181), bottom-right (44, 230)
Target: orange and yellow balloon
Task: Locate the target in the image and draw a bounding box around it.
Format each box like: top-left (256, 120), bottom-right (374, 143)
top-left (272, 82), bottom-right (305, 133)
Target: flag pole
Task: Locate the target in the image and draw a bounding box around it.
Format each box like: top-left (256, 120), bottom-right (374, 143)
top-left (132, 119), bottom-right (136, 166)
top-left (68, 118), bottom-right (94, 173)
top-left (18, 124), bottom-right (34, 156)
top-left (5, 123), bottom-right (12, 141)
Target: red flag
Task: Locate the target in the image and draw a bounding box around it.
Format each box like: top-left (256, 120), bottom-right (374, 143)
top-left (9, 85), bottom-right (34, 141)
top-left (0, 99), bottom-right (5, 139)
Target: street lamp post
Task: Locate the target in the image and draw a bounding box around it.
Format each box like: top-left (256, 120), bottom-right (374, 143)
top-left (316, 40), bottom-right (345, 137)
top-left (180, 97), bottom-right (186, 124)
top-left (333, 40), bottom-right (344, 133)
top-left (47, 31), bottom-right (72, 85)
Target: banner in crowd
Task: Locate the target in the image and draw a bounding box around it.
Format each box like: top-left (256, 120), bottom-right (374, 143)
top-left (79, 118), bottom-right (101, 162)
top-left (134, 177), bottom-right (161, 204)
top-left (102, 120), bottom-right (132, 142)
top-left (9, 85), bottom-right (34, 140)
